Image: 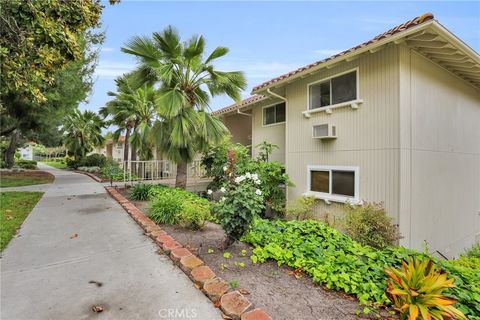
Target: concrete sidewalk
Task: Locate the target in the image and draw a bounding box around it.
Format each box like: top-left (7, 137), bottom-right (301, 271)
top-left (1, 164), bottom-right (220, 320)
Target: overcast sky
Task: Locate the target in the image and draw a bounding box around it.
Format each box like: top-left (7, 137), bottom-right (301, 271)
top-left (80, 0), bottom-right (480, 113)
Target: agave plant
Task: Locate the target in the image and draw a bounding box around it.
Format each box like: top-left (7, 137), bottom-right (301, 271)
top-left (385, 258), bottom-right (466, 320)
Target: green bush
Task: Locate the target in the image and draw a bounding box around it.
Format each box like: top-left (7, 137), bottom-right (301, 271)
top-left (83, 154), bottom-right (106, 167)
top-left (463, 242), bottom-right (480, 258)
top-left (178, 198), bottom-right (210, 230)
top-left (66, 157), bottom-right (80, 169)
top-left (129, 183), bottom-right (153, 201)
top-left (77, 166), bottom-right (100, 173)
top-left (149, 189), bottom-right (183, 225)
top-left (286, 196), bottom-right (316, 220)
top-left (243, 218), bottom-right (479, 318)
top-left (342, 202), bottom-right (400, 249)
top-left (211, 173), bottom-right (265, 245)
top-left (16, 159), bottom-right (37, 169)
top-left (148, 187), bottom-right (210, 229)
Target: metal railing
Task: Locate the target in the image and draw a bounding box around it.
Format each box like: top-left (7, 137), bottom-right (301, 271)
top-left (122, 160), bottom-right (206, 185)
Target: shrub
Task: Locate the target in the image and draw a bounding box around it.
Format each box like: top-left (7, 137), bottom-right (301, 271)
top-left (148, 187), bottom-right (210, 229)
top-left (203, 141), bottom-right (291, 217)
top-left (385, 258), bottom-right (466, 320)
top-left (211, 173), bottom-right (265, 247)
top-left (101, 162), bottom-right (124, 183)
top-left (463, 242), bottom-right (480, 258)
top-left (343, 202), bottom-right (400, 249)
top-left (286, 196), bottom-right (316, 220)
top-left (149, 189), bottom-right (183, 225)
top-left (16, 159), bottom-right (37, 169)
top-left (129, 183), bottom-right (153, 201)
top-left (178, 198), bottom-right (210, 230)
top-left (82, 154), bottom-right (107, 167)
top-left (66, 157), bottom-right (80, 169)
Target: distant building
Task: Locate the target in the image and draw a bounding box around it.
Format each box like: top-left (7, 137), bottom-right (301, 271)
top-left (18, 142), bottom-right (35, 160)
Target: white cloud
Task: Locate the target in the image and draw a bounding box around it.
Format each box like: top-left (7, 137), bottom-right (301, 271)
top-left (313, 49), bottom-right (343, 57)
top-left (95, 61), bottom-right (136, 79)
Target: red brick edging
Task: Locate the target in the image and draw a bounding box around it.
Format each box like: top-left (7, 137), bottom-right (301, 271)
top-left (74, 170), bottom-right (106, 183)
top-left (105, 186), bottom-right (272, 320)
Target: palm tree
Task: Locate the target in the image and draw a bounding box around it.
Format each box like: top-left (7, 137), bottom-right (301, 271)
top-left (122, 26), bottom-right (246, 189)
top-left (101, 74), bottom-right (158, 162)
top-left (63, 109), bottom-right (105, 159)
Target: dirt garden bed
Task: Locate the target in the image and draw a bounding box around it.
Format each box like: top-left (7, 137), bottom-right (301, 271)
top-left (120, 188), bottom-right (391, 320)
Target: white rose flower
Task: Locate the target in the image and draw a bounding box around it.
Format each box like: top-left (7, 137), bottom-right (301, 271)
top-left (223, 166), bottom-right (228, 171)
top-left (251, 173), bottom-right (259, 180)
top-left (221, 197), bottom-right (226, 202)
top-left (220, 187), bottom-right (226, 193)
top-left (207, 189), bottom-right (213, 195)
top-left (255, 179), bottom-right (261, 185)
top-left (255, 189), bottom-right (262, 196)
top-left (245, 172), bottom-right (251, 178)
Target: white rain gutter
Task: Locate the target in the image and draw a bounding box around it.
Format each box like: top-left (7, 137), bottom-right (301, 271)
top-left (237, 109), bottom-right (252, 117)
top-left (266, 88), bottom-right (287, 102)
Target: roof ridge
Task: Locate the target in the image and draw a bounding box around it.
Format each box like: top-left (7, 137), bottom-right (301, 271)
top-left (211, 95), bottom-right (267, 116)
top-left (251, 13), bottom-right (434, 92)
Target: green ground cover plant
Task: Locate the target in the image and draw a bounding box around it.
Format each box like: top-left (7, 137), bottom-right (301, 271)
top-left (243, 218), bottom-right (479, 319)
top-left (0, 192), bottom-right (43, 251)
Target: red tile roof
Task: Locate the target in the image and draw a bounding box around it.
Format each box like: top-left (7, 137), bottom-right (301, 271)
top-left (211, 95), bottom-right (268, 116)
top-left (252, 13), bottom-right (435, 92)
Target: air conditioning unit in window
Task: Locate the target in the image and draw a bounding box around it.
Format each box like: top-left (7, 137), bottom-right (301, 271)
top-left (312, 124), bottom-right (337, 139)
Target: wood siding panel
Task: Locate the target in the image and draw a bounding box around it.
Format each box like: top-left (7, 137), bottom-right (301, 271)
top-left (284, 45), bottom-right (401, 221)
top-left (405, 50), bottom-right (480, 257)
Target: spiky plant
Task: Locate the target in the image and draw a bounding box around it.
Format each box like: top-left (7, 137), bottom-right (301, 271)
top-left (385, 258), bottom-right (466, 320)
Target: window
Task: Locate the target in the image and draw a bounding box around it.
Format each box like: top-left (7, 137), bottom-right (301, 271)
top-left (263, 103), bottom-right (286, 126)
top-left (309, 70), bottom-right (357, 109)
top-left (307, 165), bottom-right (359, 202)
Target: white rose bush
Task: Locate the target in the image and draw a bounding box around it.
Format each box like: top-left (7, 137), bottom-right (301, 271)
top-left (211, 170), bottom-right (265, 247)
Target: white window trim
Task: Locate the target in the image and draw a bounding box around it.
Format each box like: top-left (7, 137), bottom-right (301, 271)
top-left (304, 68), bottom-right (361, 117)
top-left (305, 165), bottom-right (360, 204)
top-left (262, 102), bottom-right (286, 127)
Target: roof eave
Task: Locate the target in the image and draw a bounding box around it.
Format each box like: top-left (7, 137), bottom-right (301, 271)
top-left (251, 20), bottom-right (436, 95)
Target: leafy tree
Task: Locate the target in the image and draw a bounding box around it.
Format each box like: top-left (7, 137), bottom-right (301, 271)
top-left (62, 110), bottom-right (105, 159)
top-left (121, 26), bottom-right (246, 189)
top-left (0, 0), bottom-right (103, 102)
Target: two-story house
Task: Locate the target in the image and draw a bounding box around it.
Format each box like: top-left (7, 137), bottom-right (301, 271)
top-left (213, 13), bottom-right (480, 258)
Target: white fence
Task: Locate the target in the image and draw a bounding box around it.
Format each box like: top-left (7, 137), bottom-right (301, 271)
top-left (122, 160), bottom-right (206, 184)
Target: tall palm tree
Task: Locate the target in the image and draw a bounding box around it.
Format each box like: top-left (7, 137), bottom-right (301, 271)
top-left (63, 109), bottom-right (105, 159)
top-left (100, 75), bottom-right (135, 162)
top-left (122, 26), bottom-right (246, 189)
top-left (101, 74), bottom-right (158, 161)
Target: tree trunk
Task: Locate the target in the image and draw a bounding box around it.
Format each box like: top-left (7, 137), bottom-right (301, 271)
top-left (130, 142), bottom-right (137, 177)
top-left (123, 127), bottom-right (130, 162)
top-left (175, 161), bottom-right (188, 189)
top-left (5, 130), bottom-right (19, 168)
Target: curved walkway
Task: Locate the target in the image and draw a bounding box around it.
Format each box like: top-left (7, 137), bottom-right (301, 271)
top-left (1, 164), bottom-right (220, 320)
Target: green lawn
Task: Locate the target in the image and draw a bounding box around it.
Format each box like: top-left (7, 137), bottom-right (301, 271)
top-left (0, 171), bottom-right (55, 188)
top-left (43, 161), bottom-right (68, 169)
top-left (0, 192), bottom-right (43, 251)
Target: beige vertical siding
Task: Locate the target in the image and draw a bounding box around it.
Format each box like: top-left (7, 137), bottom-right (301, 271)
top-left (400, 49), bottom-right (480, 257)
top-left (283, 45), bottom-right (401, 221)
top-left (251, 101), bottom-right (286, 163)
top-left (222, 113), bottom-right (252, 146)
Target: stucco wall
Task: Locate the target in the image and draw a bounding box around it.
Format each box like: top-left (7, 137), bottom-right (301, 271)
top-left (399, 47), bottom-right (480, 257)
top-left (283, 45), bottom-right (401, 222)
